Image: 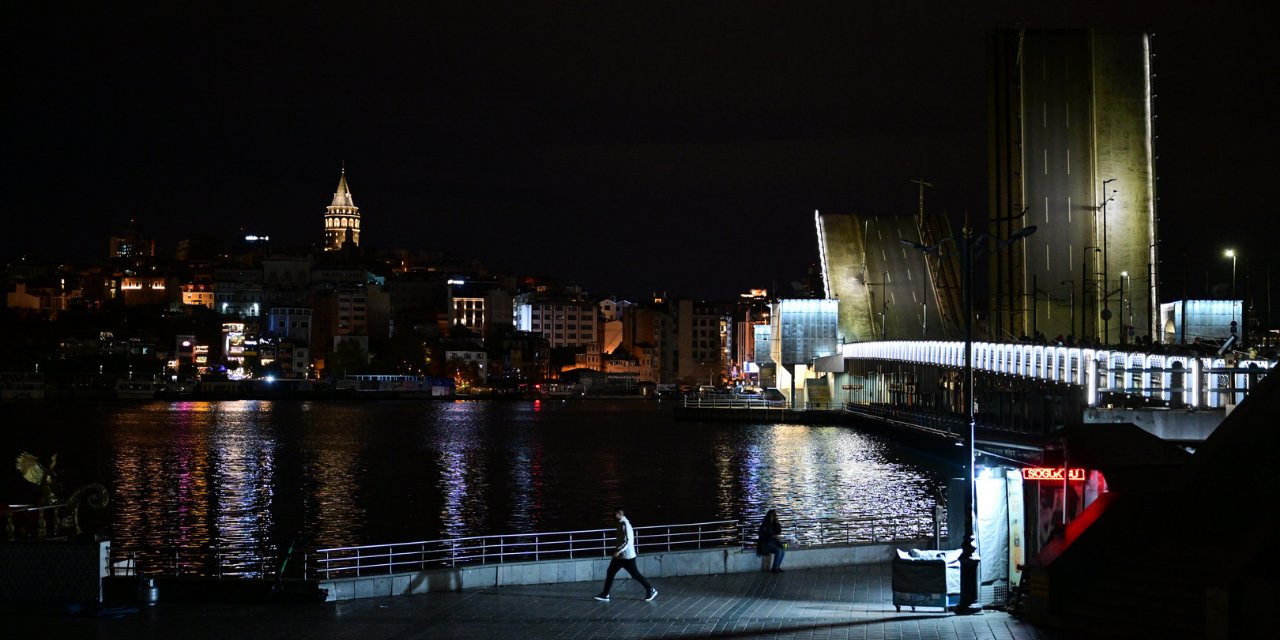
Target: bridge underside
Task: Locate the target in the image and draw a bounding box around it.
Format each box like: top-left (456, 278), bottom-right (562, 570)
top-left (841, 359), bottom-right (1088, 439)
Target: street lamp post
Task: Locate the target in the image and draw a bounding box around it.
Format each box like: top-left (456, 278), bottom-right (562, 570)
top-left (1061, 280), bottom-right (1075, 341)
top-left (1225, 249), bottom-right (1237, 337)
top-left (1098, 180), bottom-right (1117, 344)
top-left (1082, 246), bottom-right (1101, 342)
top-left (903, 224), bottom-right (1037, 615)
top-left (883, 271), bottom-right (889, 340)
top-left (1119, 272), bottom-right (1129, 346)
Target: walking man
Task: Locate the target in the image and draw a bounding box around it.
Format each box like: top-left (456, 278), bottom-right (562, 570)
top-left (594, 508), bottom-right (658, 601)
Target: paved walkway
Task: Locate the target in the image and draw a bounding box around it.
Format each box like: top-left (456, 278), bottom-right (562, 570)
top-left (16, 563), bottom-right (1060, 639)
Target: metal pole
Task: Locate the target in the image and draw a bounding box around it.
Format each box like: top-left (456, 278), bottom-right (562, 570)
top-left (957, 230), bottom-right (982, 615)
top-left (1062, 280), bottom-right (1075, 341)
top-left (1148, 260), bottom-right (1154, 342)
top-left (1082, 251), bottom-right (1088, 341)
top-left (1229, 250), bottom-right (1238, 337)
top-left (1119, 274), bottom-right (1126, 346)
top-left (1082, 247), bottom-right (1100, 343)
top-left (882, 271), bottom-right (889, 340)
top-left (1101, 180), bottom-right (1116, 344)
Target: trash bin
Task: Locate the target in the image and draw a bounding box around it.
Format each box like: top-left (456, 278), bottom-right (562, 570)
top-left (891, 548), bottom-right (961, 612)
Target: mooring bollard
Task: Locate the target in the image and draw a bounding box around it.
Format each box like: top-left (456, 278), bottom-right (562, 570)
top-left (139, 577), bottom-right (160, 606)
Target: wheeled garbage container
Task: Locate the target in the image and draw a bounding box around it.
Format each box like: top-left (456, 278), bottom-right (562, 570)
top-left (891, 549), bottom-right (962, 612)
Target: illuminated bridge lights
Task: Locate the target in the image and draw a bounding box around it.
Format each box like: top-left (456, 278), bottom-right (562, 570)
top-left (840, 340), bottom-right (1273, 409)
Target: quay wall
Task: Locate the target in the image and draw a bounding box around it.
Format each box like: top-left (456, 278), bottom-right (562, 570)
top-left (319, 540), bottom-right (927, 602)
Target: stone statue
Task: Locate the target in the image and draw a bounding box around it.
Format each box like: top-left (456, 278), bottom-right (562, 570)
top-left (13, 452), bottom-right (109, 538)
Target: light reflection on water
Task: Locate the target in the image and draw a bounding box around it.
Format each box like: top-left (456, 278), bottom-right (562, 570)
top-left (0, 399), bottom-right (951, 574)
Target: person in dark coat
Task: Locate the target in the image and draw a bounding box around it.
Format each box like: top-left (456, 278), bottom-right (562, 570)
top-left (756, 509), bottom-right (786, 573)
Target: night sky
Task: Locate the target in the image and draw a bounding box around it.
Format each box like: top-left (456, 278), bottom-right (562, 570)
top-left (6, 2), bottom-right (1277, 306)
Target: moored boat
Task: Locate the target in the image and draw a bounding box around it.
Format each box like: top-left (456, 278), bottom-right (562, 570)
top-left (115, 377), bottom-right (164, 400)
top-left (0, 373), bottom-right (45, 401)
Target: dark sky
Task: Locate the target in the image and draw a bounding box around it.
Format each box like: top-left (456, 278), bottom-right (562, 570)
top-left (6, 2), bottom-right (1277, 305)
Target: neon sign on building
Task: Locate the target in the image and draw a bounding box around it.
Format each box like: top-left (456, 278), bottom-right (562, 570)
top-left (1021, 467), bottom-right (1086, 481)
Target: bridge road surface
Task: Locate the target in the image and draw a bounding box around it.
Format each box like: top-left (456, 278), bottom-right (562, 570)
top-left (864, 215), bottom-right (948, 342)
top-left (10, 562), bottom-right (1062, 640)
top-left (1022, 33), bottom-right (1097, 341)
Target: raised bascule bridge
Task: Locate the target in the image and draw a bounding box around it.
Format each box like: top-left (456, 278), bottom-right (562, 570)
top-left (813, 209), bottom-right (1273, 450)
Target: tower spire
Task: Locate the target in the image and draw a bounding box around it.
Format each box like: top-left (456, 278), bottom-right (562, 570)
top-left (323, 166), bottom-right (361, 251)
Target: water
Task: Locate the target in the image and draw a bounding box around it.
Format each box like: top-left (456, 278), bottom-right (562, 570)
top-left (0, 399), bottom-right (953, 574)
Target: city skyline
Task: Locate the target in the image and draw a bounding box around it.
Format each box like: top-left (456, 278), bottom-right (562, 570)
top-left (6, 3), bottom-right (1277, 304)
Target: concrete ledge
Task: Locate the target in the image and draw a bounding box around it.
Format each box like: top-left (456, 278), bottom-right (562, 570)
top-left (320, 539), bottom-right (928, 602)
top-left (1084, 407), bottom-right (1224, 441)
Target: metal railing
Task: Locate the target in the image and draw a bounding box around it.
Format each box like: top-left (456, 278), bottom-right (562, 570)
top-left (681, 396), bottom-right (787, 409)
top-left (679, 397), bottom-right (847, 412)
top-left (2, 504), bottom-right (68, 541)
top-left (108, 542), bottom-right (307, 580)
top-left (99, 514), bottom-right (937, 580)
top-left (312, 520), bottom-right (739, 579)
top-left (738, 515), bottom-right (937, 549)
top-left (843, 403), bottom-right (964, 435)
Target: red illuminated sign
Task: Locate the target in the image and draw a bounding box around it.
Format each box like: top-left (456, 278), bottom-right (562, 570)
top-left (1021, 467), bottom-right (1086, 481)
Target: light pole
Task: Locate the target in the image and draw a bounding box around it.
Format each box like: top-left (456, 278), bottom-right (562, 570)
top-left (1061, 280), bottom-right (1075, 341)
top-left (1082, 246), bottom-right (1101, 342)
top-left (903, 224), bottom-right (1037, 615)
top-left (1119, 272), bottom-right (1129, 346)
top-left (883, 271), bottom-right (889, 340)
top-left (1098, 180), bottom-right (1117, 344)
top-left (1225, 249), bottom-right (1237, 336)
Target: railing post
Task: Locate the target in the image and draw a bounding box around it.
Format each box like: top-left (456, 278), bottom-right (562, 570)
top-left (355, 547), bottom-right (361, 577)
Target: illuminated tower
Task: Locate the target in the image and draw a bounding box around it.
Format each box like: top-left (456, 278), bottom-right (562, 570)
top-left (988, 29), bottom-right (1157, 344)
top-left (323, 168), bottom-right (361, 251)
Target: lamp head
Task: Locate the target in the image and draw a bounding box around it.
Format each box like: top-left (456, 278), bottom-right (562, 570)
top-left (1224, 249), bottom-right (1235, 258)
top-left (1008, 225), bottom-right (1038, 241)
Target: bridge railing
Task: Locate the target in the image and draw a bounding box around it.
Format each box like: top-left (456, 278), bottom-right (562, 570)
top-left (842, 340), bottom-right (1275, 409)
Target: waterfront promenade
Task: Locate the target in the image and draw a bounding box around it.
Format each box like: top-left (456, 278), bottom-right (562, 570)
top-left (16, 562), bottom-right (1058, 640)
